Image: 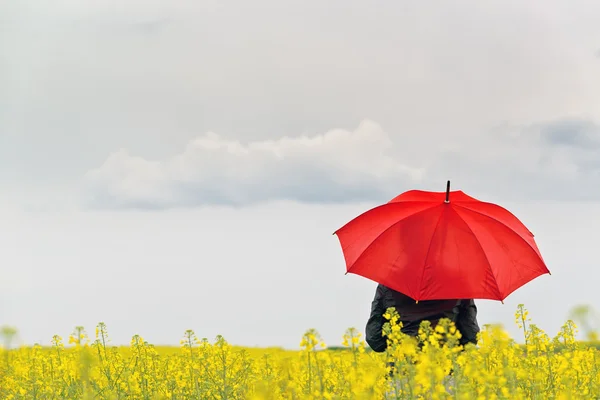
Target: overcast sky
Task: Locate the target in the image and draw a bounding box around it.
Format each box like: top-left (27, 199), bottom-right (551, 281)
top-left (2, 0), bottom-right (600, 348)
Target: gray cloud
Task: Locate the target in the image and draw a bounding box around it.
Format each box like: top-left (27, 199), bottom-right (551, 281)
top-left (4, 0), bottom-right (600, 209)
top-left (83, 120), bottom-right (424, 208)
top-left (83, 117), bottom-right (600, 209)
top-left (130, 17), bottom-right (172, 34)
top-left (539, 119), bottom-right (600, 148)
top-left (426, 118), bottom-right (600, 202)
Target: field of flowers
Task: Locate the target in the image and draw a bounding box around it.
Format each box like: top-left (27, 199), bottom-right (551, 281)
top-left (1, 304), bottom-right (599, 399)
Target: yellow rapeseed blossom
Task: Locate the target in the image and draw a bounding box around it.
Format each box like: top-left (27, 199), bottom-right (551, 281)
top-left (0, 305), bottom-right (599, 398)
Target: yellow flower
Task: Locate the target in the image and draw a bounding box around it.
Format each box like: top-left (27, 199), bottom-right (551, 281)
top-left (1, 306), bottom-right (599, 399)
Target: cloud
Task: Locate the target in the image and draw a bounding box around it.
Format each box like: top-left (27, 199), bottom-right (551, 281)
top-left (129, 17), bottom-right (172, 34)
top-left (83, 117), bottom-right (600, 209)
top-left (426, 118), bottom-right (600, 202)
top-left (539, 119), bottom-right (600, 148)
top-left (83, 120), bottom-right (425, 209)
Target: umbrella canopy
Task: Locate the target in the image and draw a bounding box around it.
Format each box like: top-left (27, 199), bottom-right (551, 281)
top-left (334, 181), bottom-right (550, 302)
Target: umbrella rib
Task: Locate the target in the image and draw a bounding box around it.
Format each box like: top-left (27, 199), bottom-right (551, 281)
top-left (416, 205), bottom-right (446, 301)
top-left (345, 204), bottom-right (440, 278)
top-left (452, 208), bottom-right (503, 301)
top-left (454, 203), bottom-right (545, 264)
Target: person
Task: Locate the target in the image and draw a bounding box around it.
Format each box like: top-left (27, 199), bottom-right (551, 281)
top-left (365, 283), bottom-right (480, 353)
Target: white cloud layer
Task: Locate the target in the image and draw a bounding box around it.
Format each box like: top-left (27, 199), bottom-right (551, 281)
top-left (84, 120), bottom-right (424, 208)
top-left (84, 117), bottom-right (600, 209)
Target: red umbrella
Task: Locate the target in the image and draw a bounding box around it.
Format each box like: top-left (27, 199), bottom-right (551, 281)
top-left (333, 181), bottom-right (550, 302)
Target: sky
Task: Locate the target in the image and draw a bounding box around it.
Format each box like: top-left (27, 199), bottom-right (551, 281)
top-left (1, 0), bottom-right (600, 348)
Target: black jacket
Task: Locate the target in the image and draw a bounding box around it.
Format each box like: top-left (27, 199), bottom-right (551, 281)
top-left (365, 284), bottom-right (480, 352)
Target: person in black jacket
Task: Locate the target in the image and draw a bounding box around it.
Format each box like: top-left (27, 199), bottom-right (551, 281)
top-left (365, 284), bottom-right (480, 352)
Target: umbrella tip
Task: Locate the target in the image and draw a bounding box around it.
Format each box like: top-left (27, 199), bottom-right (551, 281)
top-left (445, 180), bottom-right (450, 203)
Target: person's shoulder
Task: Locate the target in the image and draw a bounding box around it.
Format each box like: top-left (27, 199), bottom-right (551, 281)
top-left (379, 285), bottom-right (409, 300)
top-left (377, 283), bottom-right (391, 292)
top-left (374, 284), bottom-right (389, 295)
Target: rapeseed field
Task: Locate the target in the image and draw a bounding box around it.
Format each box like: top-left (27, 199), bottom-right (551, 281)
top-left (0, 305), bottom-right (598, 399)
